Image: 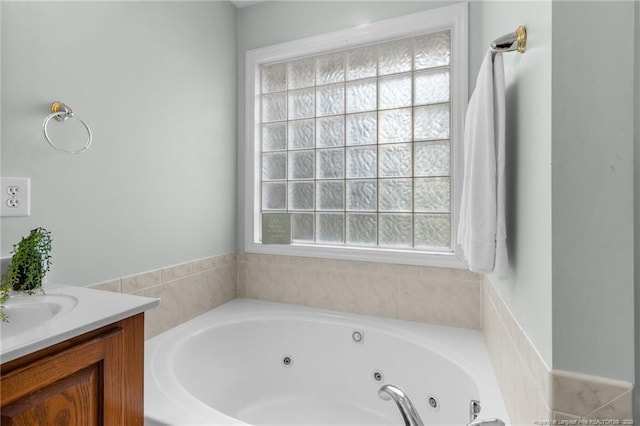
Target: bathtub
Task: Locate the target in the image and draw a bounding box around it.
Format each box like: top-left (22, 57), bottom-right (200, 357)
top-left (145, 299), bottom-right (509, 426)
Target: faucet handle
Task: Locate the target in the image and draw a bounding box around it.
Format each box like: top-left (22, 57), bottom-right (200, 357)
top-left (470, 400), bottom-right (481, 421)
top-left (466, 419), bottom-right (505, 426)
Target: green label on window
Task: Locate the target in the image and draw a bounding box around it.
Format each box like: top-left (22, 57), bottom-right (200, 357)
top-left (262, 213), bottom-right (291, 244)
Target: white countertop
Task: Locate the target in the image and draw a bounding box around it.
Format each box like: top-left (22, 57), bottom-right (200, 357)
top-left (0, 284), bottom-right (159, 364)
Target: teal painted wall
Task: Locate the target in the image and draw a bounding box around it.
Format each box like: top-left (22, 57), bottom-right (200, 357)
top-left (481, 1), bottom-right (553, 370)
top-left (1, 1), bottom-right (238, 285)
top-left (552, 1), bottom-right (635, 382)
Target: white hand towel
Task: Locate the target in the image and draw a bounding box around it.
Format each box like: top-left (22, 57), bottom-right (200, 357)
top-left (457, 51), bottom-right (507, 274)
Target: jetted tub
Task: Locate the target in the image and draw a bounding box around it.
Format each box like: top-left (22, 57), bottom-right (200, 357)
top-left (145, 299), bottom-right (509, 426)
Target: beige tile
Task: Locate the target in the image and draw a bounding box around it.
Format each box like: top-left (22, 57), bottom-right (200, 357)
top-left (213, 266), bottom-right (238, 304)
top-left (143, 282), bottom-right (181, 338)
top-left (215, 252), bottom-right (237, 269)
top-left (514, 362), bottom-right (542, 426)
top-left (535, 398), bottom-right (551, 424)
top-left (239, 254), bottom-right (485, 327)
top-left (175, 273), bottom-right (209, 323)
top-left (526, 342), bottom-right (551, 408)
top-left (497, 288), bottom-right (550, 403)
top-left (482, 277), bottom-right (554, 423)
top-left (551, 370), bottom-right (633, 416)
top-left (201, 269), bottom-right (219, 306)
top-left (88, 278), bottom-right (121, 293)
top-left (237, 262), bottom-right (248, 297)
top-left (246, 262), bottom-right (287, 301)
top-left (345, 260), bottom-right (389, 274)
top-left (500, 332), bottom-right (519, 423)
top-left (262, 266), bottom-right (308, 306)
top-left (246, 264), bottom-right (284, 301)
top-left (308, 268), bottom-right (347, 309)
top-left (551, 411), bottom-right (581, 421)
top-left (385, 263), bottom-right (422, 277)
top-left (316, 257), bottom-right (351, 272)
top-left (135, 254), bottom-right (236, 338)
top-left (236, 251), bottom-right (248, 263)
top-left (122, 269), bottom-right (162, 293)
top-left (288, 267), bottom-right (333, 309)
top-left (161, 262), bottom-right (194, 282)
top-left (337, 272), bottom-right (398, 318)
top-left (398, 276), bottom-right (438, 324)
top-left (273, 280), bottom-right (304, 306)
top-left (437, 279), bottom-right (481, 329)
top-left (421, 265), bottom-right (480, 281)
top-left (288, 255), bottom-right (318, 268)
top-left (582, 390), bottom-right (633, 421)
top-left (297, 267), bottom-right (347, 311)
top-left (482, 289), bottom-right (506, 389)
top-left (192, 256), bottom-right (217, 273)
top-left (246, 253), bottom-right (289, 265)
top-left (226, 262), bottom-right (238, 289)
top-left (242, 252), bottom-right (258, 263)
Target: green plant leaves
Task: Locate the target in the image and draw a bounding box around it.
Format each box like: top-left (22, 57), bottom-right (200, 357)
top-left (0, 228), bottom-right (52, 321)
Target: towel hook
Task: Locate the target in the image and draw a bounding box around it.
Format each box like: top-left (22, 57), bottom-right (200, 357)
top-left (491, 26), bottom-right (527, 54)
top-left (42, 102), bottom-right (93, 155)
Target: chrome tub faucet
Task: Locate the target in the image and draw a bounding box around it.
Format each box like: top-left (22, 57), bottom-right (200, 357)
top-left (378, 384), bottom-right (424, 426)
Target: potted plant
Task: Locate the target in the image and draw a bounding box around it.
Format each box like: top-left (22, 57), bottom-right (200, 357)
top-left (1, 228), bottom-right (53, 321)
top-left (0, 282), bottom-right (8, 322)
top-left (1, 227), bottom-right (52, 292)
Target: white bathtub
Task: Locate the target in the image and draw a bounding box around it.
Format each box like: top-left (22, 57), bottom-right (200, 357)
top-left (145, 299), bottom-right (509, 426)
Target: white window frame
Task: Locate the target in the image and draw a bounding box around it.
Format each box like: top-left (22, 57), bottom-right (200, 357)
top-left (244, 3), bottom-right (468, 269)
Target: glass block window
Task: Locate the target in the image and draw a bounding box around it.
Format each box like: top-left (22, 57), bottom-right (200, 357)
top-left (259, 30), bottom-right (453, 251)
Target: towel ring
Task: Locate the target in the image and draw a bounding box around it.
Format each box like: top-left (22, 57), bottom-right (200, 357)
top-left (42, 102), bottom-right (93, 155)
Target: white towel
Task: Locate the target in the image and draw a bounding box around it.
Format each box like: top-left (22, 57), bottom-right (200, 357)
top-left (457, 51), bottom-right (507, 274)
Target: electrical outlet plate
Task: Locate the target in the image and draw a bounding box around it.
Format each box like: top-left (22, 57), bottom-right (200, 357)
top-left (1, 177), bottom-right (31, 217)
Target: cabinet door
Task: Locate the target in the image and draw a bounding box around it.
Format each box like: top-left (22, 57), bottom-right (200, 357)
top-left (1, 314), bottom-right (145, 426)
top-left (0, 327), bottom-right (121, 426)
top-left (1, 366), bottom-right (100, 426)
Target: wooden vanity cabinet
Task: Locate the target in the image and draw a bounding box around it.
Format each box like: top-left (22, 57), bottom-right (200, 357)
top-left (0, 313), bottom-right (145, 426)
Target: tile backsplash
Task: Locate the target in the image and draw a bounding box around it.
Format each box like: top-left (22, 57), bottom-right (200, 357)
top-left (237, 252), bottom-right (483, 329)
top-left (483, 275), bottom-right (551, 423)
top-left (89, 252), bottom-right (236, 339)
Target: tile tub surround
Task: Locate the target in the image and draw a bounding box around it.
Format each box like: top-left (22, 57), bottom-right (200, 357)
top-left (483, 276), bottom-right (634, 423)
top-left (91, 250), bottom-right (634, 422)
top-left (89, 253), bottom-right (237, 339)
top-left (550, 371), bottom-right (633, 421)
top-left (483, 275), bottom-right (551, 423)
top-left (237, 252), bottom-right (483, 329)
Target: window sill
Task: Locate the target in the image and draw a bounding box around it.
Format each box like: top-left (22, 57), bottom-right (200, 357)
top-left (244, 240), bottom-right (468, 270)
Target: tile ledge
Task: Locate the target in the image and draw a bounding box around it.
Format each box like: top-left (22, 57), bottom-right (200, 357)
top-left (551, 369), bottom-right (633, 391)
top-left (581, 388), bottom-right (634, 419)
top-left (550, 369), bottom-right (633, 416)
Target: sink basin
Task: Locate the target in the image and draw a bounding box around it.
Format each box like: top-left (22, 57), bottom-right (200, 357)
top-left (0, 294), bottom-right (79, 339)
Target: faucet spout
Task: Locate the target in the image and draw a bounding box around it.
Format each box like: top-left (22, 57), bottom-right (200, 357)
top-left (378, 384), bottom-right (424, 426)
